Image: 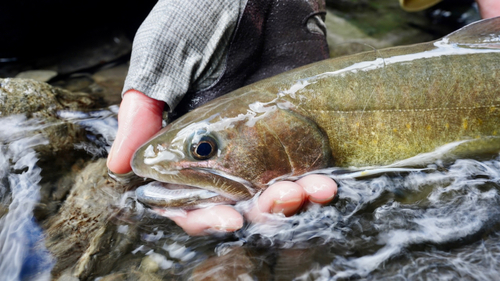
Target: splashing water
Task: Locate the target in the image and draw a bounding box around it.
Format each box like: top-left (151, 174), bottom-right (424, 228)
top-left (0, 115), bottom-right (54, 281)
top-left (225, 157), bottom-right (500, 280)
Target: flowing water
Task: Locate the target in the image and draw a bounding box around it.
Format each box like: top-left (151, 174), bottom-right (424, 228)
top-left (0, 115), bottom-right (55, 281)
top-left (0, 107), bottom-right (499, 280)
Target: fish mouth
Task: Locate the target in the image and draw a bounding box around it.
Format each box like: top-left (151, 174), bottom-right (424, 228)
top-left (133, 166), bottom-right (256, 209)
top-left (135, 182), bottom-right (237, 209)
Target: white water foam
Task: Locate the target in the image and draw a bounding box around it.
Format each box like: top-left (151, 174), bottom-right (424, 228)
top-left (0, 115), bottom-right (54, 281)
top-left (223, 156), bottom-right (500, 280)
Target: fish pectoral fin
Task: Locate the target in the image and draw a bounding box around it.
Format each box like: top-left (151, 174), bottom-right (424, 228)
top-left (444, 16), bottom-right (500, 49)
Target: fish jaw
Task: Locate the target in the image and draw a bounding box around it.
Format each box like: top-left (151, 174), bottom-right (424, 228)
top-left (133, 162), bottom-right (255, 202)
top-left (135, 182), bottom-right (236, 209)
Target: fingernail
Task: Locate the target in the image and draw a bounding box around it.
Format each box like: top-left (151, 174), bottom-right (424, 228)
top-left (309, 194), bottom-right (335, 204)
top-left (213, 219), bottom-right (243, 232)
top-left (213, 225), bottom-right (242, 232)
top-left (271, 198), bottom-right (302, 216)
top-left (107, 144), bottom-right (115, 166)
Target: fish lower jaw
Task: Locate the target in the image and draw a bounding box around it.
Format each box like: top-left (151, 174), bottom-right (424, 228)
top-left (135, 181), bottom-right (237, 209)
top-left (133, 166), bottom-right (255, 203)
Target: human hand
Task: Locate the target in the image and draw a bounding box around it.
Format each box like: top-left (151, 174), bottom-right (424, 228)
top-left (167, 175), bottom-right (337, 236)
top-left (107, 90), bottom-right (338, 235)
top-left (476, 0), bottom-right (500, 18)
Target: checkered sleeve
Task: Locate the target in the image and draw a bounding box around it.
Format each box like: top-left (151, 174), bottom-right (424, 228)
top-left (122, 0), bottom-right (244, 111)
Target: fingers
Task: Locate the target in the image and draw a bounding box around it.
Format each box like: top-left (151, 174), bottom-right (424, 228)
top-left (246, 181), bottom-right (306, 223)
top-left (107, 90), bottom-right (165, 174)
top-left (165, 205), bottom-right (244, 236)
top-left (296, 174), bottom-right (338, 204)
top-left (247, 175), bottom-right (337, 223)
top-left (157, 175), bottom-right (336, 235)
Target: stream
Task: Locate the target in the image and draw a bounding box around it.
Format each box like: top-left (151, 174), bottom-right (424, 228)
top-left (0, 107), bottom-right (499, 280)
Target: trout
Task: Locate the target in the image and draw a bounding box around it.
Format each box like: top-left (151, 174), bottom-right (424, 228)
top-left (132, 17), bottom-right (500, 208)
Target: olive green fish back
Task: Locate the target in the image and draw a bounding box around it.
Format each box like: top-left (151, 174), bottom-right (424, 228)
top-left (258, 17), bottom-right (500, 167)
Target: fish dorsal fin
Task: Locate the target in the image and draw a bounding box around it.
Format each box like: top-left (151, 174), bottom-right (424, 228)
top-left (443, 16), bottom-right (500, 49)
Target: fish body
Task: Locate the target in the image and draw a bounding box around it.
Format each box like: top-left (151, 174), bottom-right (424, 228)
top-left (399, 0), bottom-right (442, 12)
top-left (132, 17), bottom-right (500, 206)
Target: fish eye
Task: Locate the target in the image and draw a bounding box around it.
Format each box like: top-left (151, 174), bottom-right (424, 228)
top-left (190, 135), bottom-right (218, 160)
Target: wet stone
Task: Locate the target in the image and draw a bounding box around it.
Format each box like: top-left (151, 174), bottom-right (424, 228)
top-left (15, 70), bottom-right (58, 82)
top-left (91, 63), bottom-right (128, 105)
top-left (0, 78), bottom-right (101, 166)
top-left (51, 74), bottom-right (96, 93)
top-left (43, 159), bottom-right (141, 280)
top-left (0, 78), bottom-right (96, 117)
top-left (0, 78), bottom-right (100, 168)
top-left (324, 0), bottom-right (479, 58)
top-left (190, 247), bottom-right (271, 281)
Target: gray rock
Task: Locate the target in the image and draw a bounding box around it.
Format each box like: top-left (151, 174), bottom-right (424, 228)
top-left (15, 70), bottom-right (58, 82)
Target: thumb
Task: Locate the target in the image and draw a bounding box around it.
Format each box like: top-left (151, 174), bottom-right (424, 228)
top-left (107, 90), bottom-right (165, 174)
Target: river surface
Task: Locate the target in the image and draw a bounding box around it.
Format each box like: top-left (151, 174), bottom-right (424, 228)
top-left (0, 107), bottom-right (499, 280)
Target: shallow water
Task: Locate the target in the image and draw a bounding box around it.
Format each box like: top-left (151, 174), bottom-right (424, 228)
top-left (0, 109), bottom-right (118, 280)
top-left (0, 116), bottom-right (54, 281)
top-left (1, 110), bottom-right (500, 280)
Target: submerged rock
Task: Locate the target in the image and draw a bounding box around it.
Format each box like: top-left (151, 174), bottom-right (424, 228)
top-left (43, 159), bottom-right (140, 280)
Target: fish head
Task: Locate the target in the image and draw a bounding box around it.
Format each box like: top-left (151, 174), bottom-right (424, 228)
top-left (131, 90), bottom-right (333, 203)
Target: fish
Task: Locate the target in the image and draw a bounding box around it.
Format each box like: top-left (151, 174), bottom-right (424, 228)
top-left (132, 17), bottom-right (500, 208)
top-left (399, 0), bottom-right (443, 12)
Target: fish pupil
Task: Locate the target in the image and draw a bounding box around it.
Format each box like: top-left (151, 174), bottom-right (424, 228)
top-left (196, 142), bottom-right (213, 157)
top-left (190, 135), bottom-right (218, 160)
